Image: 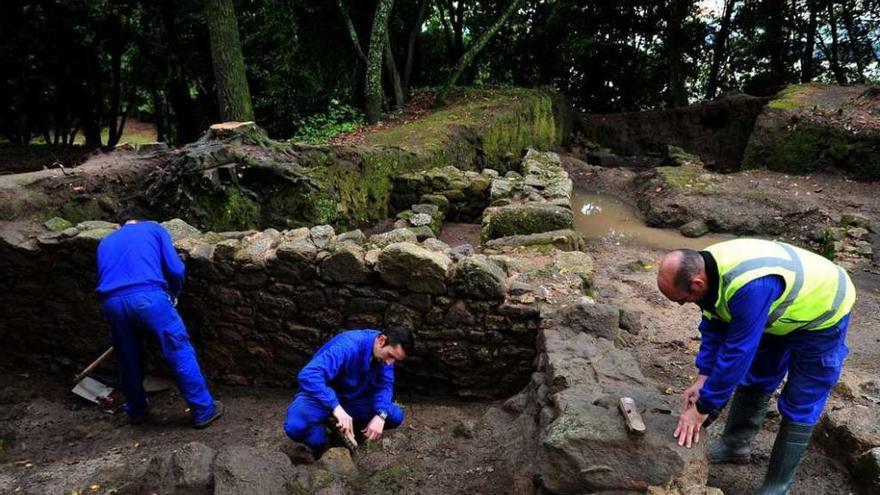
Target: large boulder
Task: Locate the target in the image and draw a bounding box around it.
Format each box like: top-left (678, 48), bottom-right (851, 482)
top-left (481, 203), bottom-right (574, 241)
top-left (376, 242), bottom-right (452, 294)
top-left (534, 325), bottom-right (708, 494)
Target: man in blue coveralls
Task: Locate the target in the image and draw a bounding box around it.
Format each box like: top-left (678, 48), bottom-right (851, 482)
top-left (657, 239), bottom-right (855, 495)
top-left (284, 327), bottom-right (413, 456)
top-left (96, 213), bottom-right (223, 428)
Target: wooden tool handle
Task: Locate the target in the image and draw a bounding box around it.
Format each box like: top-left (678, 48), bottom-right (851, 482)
top-left (74, 347), bottom-right (114, 384)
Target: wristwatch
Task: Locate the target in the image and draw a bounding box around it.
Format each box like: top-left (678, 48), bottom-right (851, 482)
top-left (377, 410), bottom-right (388, 421)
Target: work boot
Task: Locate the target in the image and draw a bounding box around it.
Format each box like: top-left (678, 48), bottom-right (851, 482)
top-left (756, 419), bottom-right (813, 495)
top-left (709, 388), bottom-right (772, 464)
top-left (194, 400), bottom-right (225, 429)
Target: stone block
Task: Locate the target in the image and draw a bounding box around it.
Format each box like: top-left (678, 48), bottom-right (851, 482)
top-left (376, 242), bottom-right (452, 294)
top-left (453, 255), bottom-right (507, 300)
top-left (481, 204), bottom-right (574, 240)
top-left (320, 243), bottom-right (369, 284)
top-left (161, 218), bottom-right (202, 241)
top-left (213, 445), bottom-right (298, 495)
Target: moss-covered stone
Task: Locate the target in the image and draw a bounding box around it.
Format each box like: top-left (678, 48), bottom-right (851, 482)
top-left (743, 84), bottom-right (880, 179)
top-left (44, 216), bottom-right (73, 232)
top-left (481, 204), bottom-right (574, 241)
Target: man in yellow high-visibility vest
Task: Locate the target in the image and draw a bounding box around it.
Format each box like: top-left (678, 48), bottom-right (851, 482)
top-left (657, 239), bottom-right (855, 495)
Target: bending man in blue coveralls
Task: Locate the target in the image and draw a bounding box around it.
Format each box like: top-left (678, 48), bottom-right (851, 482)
top-left (657, 239), bottom-right (855, 495)
top-left (96, 213), bottom-right (224, 428)
top-left (284, 327), bottom-right (412, 457)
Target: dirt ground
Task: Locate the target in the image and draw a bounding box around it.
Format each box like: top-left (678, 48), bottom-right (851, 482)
top-left (0, 370), bottom-right (519, 494)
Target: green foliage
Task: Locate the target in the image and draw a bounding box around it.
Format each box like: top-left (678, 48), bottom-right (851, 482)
top-left (291, 100), bottom-right (365, 144)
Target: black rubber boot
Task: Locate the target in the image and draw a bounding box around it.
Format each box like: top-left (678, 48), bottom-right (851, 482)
top-left (708, 387), bottom-right (772, 464)
top-left (756, 419), bottom-right (814, 495)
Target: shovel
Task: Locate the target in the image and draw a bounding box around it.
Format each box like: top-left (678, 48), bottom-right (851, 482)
top-left (72, 347), bottom-right (177, 404)
top-left (72, 347), bottom-right (115, 404)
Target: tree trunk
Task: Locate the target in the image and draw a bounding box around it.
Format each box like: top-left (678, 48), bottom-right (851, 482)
top-left (365, 0), bottom-right (395, 123)
top-left (338, 0), bottom-right (368, 63)
top-left (83, 43), bottom-right (103, 148)
top-left (826, 0), bottom-right (848, 84)
top-left (840, 0), bottom-right (866, 83)
top-left (384, 34), bottom-right (405, 110)
top-left (404, 0), bottom-right (430, 94)
top-left (706, 0), bottom-right (736, 99)
top-left (446, 0), bottom-right (524, 86)
top-left (765, 0), bottom-right (788, 86)
top-left (152, 88), bottom-right (167, 143)
top-left (801, 0), bottom-right (818, 82)
top-left (106, 44), bottom-right (124, 148)
top-left (205, 0), bottom-right (255, 122)
top-left (435, 0), bottom-right (455, 57)
top-left (665, 0), bottom-right (690, 107)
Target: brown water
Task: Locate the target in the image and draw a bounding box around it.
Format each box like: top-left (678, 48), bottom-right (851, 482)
top-left (571, 190), bottom-right (733, 251)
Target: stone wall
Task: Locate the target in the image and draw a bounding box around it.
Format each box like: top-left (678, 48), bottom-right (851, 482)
top-left (0, 219), bottom-right (541, 398)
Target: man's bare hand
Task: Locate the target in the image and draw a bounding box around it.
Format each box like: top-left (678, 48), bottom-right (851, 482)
top-left (362, 415), bottom-right (386, 442)
top-left (333, 405), bottom-right (353, 437)
top-left (681, 374), bottom-right (708, 414)
top-left (674, 404), bottom-right (708, 448)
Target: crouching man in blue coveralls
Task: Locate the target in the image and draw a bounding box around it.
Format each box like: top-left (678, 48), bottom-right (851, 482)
top-left (284, 328), bottom-right (412, 456)
top-left (658, 239), bottom-right (855, 495)
top-left (96, 213), bottom-right (224, 428)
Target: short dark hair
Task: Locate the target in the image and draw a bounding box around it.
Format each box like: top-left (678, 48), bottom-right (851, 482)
top-left (673, 249), bottom-right (704, 292)
top-left (383, 326), bottom-right (414, 355)
top-left (118, 204), bottom-right (149, 224)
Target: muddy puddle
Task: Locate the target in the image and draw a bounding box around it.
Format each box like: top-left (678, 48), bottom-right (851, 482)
top-left (572, 189), bottom-right (732, 250)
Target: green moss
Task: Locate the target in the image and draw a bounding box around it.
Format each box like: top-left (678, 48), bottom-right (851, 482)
top-left (742, 123), bottom-right (880, 178)
top-left (58, 198), bottom-right (107, 224)
top-left (655, 163), bottom-right (719, 194)
top-left (199, 189), bottom-right (261, 231)
top-left (363, 87), bottom-right (565, 173)
top-left (767, 84), bottom-right (818, 111)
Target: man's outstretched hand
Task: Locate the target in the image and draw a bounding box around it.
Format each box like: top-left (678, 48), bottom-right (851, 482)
top-left (363, 415), bottom-right (386, 442)
top-left (333, 405), bottom-right (353, 437)
top-left (674, 404), bottom-right (708, 448)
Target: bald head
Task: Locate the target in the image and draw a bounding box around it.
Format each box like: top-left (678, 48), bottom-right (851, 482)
top-left (657, 249), bottom-right (707, 305)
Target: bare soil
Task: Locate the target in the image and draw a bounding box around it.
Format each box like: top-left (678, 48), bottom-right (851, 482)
top-left (0, 371), bottom-right (519, 494)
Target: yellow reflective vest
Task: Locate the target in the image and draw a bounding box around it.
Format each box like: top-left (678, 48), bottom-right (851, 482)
top-left (702, 239), bottom-right (856, 335)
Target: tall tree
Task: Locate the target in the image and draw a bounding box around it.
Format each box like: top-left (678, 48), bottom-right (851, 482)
top-left (446, 0), bottom-right (524, 86)
top-left (706, 0), bottom-right (736, 98)
top-left (205, 0), bottom-right (254, 122)
top-left (365, 0), bottom-right (395, 123)
top-left (665, 0), bottom-right (690, 106)
top-left (824, 0), bottom-right (848, 84)
top-left (800, 0), bottom-right (819, 82)
top-left (765, 0), bottom-right (789, 86)
top-left (403, 0), bottom-right (430, 94)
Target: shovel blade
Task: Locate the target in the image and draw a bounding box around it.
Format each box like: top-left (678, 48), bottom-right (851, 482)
top-left (72, 376), bottom-right (114, 404)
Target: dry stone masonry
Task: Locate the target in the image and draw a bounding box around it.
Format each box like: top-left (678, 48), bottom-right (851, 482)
top-left (1, 217), bottom-right (542, 398)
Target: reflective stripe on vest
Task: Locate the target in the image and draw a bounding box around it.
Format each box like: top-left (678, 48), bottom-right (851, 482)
top-left (703, 239), bottom-right (855, 335)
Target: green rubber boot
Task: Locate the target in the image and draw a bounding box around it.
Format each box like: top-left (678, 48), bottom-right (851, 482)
top-left (708, 387), bottom-right (772, 464)
top-left (756, 419), bottom-right (814, 495)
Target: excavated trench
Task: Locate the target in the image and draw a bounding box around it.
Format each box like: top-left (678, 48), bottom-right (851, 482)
top-left (0, 149), bottom-right (715, 495)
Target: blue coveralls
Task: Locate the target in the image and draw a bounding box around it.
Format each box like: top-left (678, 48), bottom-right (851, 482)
top-left (284, 329), bottom-right (404, 451)
top-left (695, 275), bottom-right (850, 425)
top-left (96, 222), bottom-right (216, 423)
